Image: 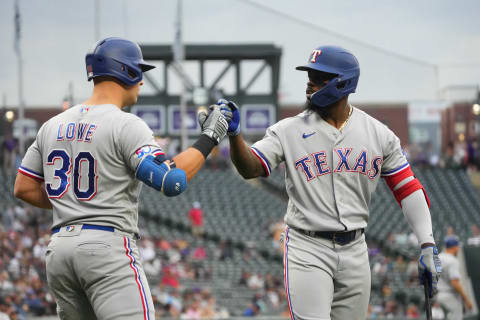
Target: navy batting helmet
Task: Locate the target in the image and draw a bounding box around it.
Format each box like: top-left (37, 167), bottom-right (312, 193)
top-left (85, 37), bottom-right (155, 86)
top-left (445, 236), bottom-right (460, 248)
top-left (296, 46), bottom-right (360, 108)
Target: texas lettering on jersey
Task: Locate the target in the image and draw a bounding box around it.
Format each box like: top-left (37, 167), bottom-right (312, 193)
top-left (294, 147), bottom-right (382, 181)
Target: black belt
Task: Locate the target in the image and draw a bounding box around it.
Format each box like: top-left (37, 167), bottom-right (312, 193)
top-left (292, 227), bottom-right (364, 245)
top-left (51, 224), bottom-right (115, 234)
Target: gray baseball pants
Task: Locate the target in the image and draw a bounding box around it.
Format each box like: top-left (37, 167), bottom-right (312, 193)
top-left (283, 227), bottom-right (370, 320)
top-left (437, 292), bottom-right (463, 320)
top-left (45, 225), bottom-right (155, 320)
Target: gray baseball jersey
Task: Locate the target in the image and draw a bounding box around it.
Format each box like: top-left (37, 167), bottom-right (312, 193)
top-left (438, 252), bottom-right (461, 294)
top-left (251, 106), bottom-right (408, 231)
top-left (19, 104), bottom-right (163, 235)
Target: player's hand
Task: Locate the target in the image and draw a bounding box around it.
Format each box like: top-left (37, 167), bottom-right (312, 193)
top-left (466, 298), bottom-right (473, 310)
top-left (197, 105), bottom-right (228, 145)
top-left (217, 99), bottom-right (240, 136)
top-left (418, 245), bottom-right (442, 298)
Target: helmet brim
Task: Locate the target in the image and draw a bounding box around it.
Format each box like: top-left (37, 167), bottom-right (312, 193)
top-left (296, 63), bottom-right (343, 75)
top-left (295, 66), bottom-right (311, 71)
top-left (140, 62), bottom-right (156, 72)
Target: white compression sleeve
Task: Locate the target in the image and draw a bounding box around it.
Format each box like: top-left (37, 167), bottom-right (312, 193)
top-left (400, 189), bottom-right (435, 246)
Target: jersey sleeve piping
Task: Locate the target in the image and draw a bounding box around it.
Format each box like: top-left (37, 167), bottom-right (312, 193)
top-left (152, 149), bottom-right (165, 157)
top-left (251, 147), bottom-right (271, 176)
top-left (18, 166), bottom-right (44, 181)
top-left (381, 162), bottom-right (410, 177)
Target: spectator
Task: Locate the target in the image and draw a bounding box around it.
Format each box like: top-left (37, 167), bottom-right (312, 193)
top-left (215, 240), bottom-right (233, 261)
top-left (0, 271), bottom-right (13, 292)
top-left (2, 133), bottom-right (18, 175)
top-left (383, 300), bottom-right (399, 318)
top-left (0, 298), bottom-right (10, 320)
top-left (181, 299), bottom-right (201, 319)
top-left (188, 202), bottom-right (204, 238)
top-left (393, 232), bottom-right (408, 246)
top-left (268, 220), bottom-right (284, 252)
top-left (247, 273), bottom-right (264, 290)
top-left (441, 142), bottom-right (457, 169)
top-left (393, 255), bottom-right (407, 274)
top-left (406, 303), bottom-right (420, 319)
top-left (160, 267), bottom-right (180, 289)
top-left (192, 244), bottom-right (207, 261)
top-left (408, 232), bottom-right (419, 247)
top-left (446, 226), bottom-right (456, 237)
top-left (454, 142), bottom-right (467, 168)
top-left (239, 270), bottom-right (250, 287)
top-left (431, 301), bottom-right (445, 319)
top-left (242, 302), bottom-right (260, 317)
top-left (367, 303), bottom-right (381, 319)
top-left (467, 224), bottom-right (480, 246)
top-left (199, 296), bottom-right (217, 319)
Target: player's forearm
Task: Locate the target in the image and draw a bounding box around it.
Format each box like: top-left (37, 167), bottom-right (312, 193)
top-left (451, 280), bottom-right (470, 302)
top-left (229, 134), bottom-right (265, 179)
top-left (14, 179), bottom-right (52, 209)
top-left (401, 189), bottom-right (435, 246)
top-left (173, 147), bottom-right (207, 181)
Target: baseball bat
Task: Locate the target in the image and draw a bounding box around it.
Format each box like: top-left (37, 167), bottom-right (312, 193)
top-left (423, 275), bottom-right (432, 320)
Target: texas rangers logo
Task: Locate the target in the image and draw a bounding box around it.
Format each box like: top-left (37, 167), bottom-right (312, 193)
top-left (135, 146), bottom-right (152, 159)
top-left (87, 65), bottom-right (93, 78)
top-left (310, 49), bottom-right (322, 63)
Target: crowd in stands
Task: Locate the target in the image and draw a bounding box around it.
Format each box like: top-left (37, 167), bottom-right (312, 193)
top-left (3, 200), bottom-right (479, 319)
top-left (406, 139), bottom-right (480, 172)
top-left (2, 134), bottom-right (480, 319)
top-left (138, 233), bottom-right (288, 318)
top-left (0, 205), bottom-right (55, 320)
top-left (0, 203), bottom-right (288, 319)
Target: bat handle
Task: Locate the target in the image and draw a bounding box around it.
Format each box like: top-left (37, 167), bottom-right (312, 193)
top-left (424, 274), bottom-right (433, 320)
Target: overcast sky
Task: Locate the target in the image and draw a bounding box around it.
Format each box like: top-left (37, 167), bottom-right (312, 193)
top-left (0, 0), bottom-right (479, 108)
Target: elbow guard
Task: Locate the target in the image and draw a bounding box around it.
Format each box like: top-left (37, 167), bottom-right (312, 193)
top-left (384, 166), bottom-right (430, 208)
top-left (393, 178), bottom-right (430, 208)
top-left (136, 155), bottom-right (187, 197)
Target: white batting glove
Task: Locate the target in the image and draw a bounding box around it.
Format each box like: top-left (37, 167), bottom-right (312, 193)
top-left (418, 245), bottom-right (442, 298)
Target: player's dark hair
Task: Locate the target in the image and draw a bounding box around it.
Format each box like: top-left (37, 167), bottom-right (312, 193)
top-left (93, 76), bottom-right (131, 88)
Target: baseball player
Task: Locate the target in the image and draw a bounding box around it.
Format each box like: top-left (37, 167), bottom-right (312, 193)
top-left (437, 236), bottom-right (473, 320)
top-left (13, 37), bottom-right (228, 320)
top-left (219, 45), bottom-right (442, 320)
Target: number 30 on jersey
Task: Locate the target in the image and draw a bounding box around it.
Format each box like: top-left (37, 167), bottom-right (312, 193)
top-left (46, 149), bottom-right (97, 200)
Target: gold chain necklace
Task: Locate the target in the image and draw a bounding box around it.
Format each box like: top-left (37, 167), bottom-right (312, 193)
top-left (338, 105), bottom-right (353, 132)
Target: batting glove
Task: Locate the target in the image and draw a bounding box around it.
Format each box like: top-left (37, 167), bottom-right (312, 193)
top-left (197, 105), bottom-right (228, 145)
top-left (418, 245), bottom-right (442, 298)
top-left (217, 99), bottom-right (241, 136)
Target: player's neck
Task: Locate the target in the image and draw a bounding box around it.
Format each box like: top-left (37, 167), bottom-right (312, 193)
top-left (322, 99), bottom-right (351, 129)
top-left (82, 82), bottom-right (127, 109)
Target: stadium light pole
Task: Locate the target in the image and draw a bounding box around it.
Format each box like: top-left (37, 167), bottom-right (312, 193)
top-left (173, 0), bottom-right (188, 151)
top-left (14, 0), bottom-right (25, 155)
